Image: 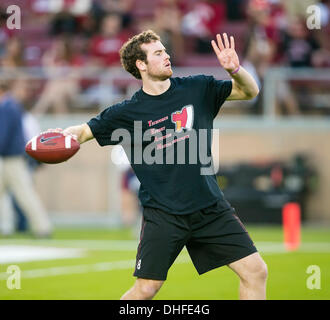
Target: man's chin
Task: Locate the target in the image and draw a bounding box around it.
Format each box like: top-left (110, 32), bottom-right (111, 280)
top-left (149, 69), bottom-right (173, 81)
top-left (159, 69), bottom-right (173, 81)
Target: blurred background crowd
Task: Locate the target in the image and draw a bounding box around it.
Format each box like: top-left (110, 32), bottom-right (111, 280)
top-left (1, 0), bottom-right (330, 237)
top-left (0, 0), bottom-right (330, 116)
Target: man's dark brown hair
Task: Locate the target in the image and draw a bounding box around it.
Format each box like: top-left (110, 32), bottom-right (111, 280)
top-left (119, 30), bottom-right (160, 79)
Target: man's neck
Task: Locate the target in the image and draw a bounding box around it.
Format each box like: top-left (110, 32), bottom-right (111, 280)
top-left (142, 78), bottom-right (171, 96)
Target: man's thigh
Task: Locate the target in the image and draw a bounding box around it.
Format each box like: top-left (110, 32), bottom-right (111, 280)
top-left (186, 205), bottom-right (258, 275)
top-left (133, 207), bottom-right (190, 281)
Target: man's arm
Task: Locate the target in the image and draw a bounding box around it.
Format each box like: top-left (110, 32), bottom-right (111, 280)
top-left (211, 33), bottom-right (259, 100)
top-left (58, 123), bottom-right (94, 144)
top-left (228, 66), bottom-right (259, 100)
top-left (63, 123), bottom-right (93, 144)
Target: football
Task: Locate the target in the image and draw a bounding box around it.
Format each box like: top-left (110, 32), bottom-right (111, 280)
top-left (25, 131), bottom-right (80, 164)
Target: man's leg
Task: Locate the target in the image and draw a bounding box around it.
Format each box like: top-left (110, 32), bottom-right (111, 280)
top-left (228, 252), bottom-right (268, 300)
top-left (0, 193), bottom-right (15, 236)
top-left (4, 157), bottom-right (52, 236)
top-left (0, 159), bottom-right (15, 236)
top-left (120, 278), bottom-right (164, 300)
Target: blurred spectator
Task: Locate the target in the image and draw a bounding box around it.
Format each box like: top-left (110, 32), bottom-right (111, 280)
top-left (30, 0), bottom-right (92, 15)
top-left (11, 78), bottom-right (43, 232)
top-left (137, 0), bottom-right (185, 65)
top-left (281, 17), bottom-right (321, 68)
top-left (281, 0), bottom-right (318, 21)
top-left (49, 9), bottom-right (79, 36)
top-left (243, 0), bottom-right (330, 115)
top-left (0, 37), bottom-right (26, 69)
top-left (29, 0), bottom-right (63, 14)
top-left (182, 0), bottom-right (226, 53)
top-left (89, 12), bottom-right (128, 67)
top-left (0, 76), bottom-right (52, 237)
top-left (0, 8), bottom-right (14, 59)
top-left (225, 0), bottom-right (247, 21)
top-left (276, 16), bottom-right (325, 115)
top-left (156, 0), bottom-right (184, 61)
top-left (99, 0), bottom-right (134, 29)
top-left (319, 0), bottom-right (330, 28)
top-left (241, 0), bottom-right (279, 113)
top-left (30, 0), bottom-right (92, 33)
top-left (80, 12), bottom-right (129, 106)
top-left (112, 144), bottom-right (141, 236)
top-left (244, 0), bottom-right (278, 80)
top-left (315, 0), bottom-right (330, 58)
top-left (79, 1), bottom-right (105, 38)
top-left (32, 37), bottom-right (83, 114)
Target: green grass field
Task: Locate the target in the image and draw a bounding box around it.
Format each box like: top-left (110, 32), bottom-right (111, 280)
top-left (0, 225), bottom-right (329, 300)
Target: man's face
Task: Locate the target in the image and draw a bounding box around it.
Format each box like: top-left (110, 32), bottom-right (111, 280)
top-left (140, 41), bottom-right (172, 81)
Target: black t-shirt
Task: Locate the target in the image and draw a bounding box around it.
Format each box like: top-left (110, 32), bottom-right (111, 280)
top-left (87, 75), bottom-right (233, 214)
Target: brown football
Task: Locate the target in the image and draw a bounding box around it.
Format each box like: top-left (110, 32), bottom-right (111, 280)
top-left (25, 131), bottom-right (80, 164)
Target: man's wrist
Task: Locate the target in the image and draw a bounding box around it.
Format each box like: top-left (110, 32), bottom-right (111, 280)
top-left (228, 65), bottom-right (240, 76)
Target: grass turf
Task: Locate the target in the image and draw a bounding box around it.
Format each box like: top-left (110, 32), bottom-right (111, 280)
top-left (0, 225), bottom-right (329, 300)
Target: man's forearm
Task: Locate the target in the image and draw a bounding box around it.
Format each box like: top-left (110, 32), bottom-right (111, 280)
top-left (63, 123), bottom-right (94, 144)
top-left (229, 66), bottom-right (259, 99)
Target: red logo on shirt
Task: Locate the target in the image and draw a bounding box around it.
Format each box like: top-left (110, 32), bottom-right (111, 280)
top-left (171, 105), bottom-right (194, 132)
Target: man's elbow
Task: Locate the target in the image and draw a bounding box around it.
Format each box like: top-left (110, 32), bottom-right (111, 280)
top-left (245, 86), bottom-right (259, 100)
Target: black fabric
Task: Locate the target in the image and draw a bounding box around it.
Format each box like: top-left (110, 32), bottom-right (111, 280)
top-left (88, 75), bottom-right (232, 215)
top-left (133, 202), bottom-right (258, 280)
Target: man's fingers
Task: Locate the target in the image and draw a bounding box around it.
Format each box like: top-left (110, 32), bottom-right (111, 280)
top-left (223, 33), bottom-right (230, 49)
top-left (46, 128), bottom-right (63, 133)
top-left (211, 40), bottom-right (221, 56)
top-left (230, 36), bottom-right (235, 50)
top-left (66, 133), bottom-right (78, 141)
top-left (42, 128), bottom-right (78, 141)
top-left (62, 129), bottom-right (77, 140)
top-left (216, 34), bottom-right (224, 51)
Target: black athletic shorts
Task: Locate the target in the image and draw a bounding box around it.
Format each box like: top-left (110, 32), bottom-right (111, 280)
top-left (133, 200), bottom-right (258, 280)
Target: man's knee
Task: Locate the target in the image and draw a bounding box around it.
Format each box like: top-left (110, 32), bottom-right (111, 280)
top-left (243, 256), bottom-right (268, 284)
top-left (253, 259), bottom-right (268, 282)
top-left (229, 253), bottom-right (268, 285)
top-left (135, 279), bottom-right (164, 299)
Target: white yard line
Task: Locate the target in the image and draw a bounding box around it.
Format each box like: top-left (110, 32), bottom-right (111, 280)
top-left (0, 240), bottom-right (139, 251)
top-left (0, 241), bottom-right (329, 280)
top-left (256, 242), bottom-right (330, 254)
top-left (0, 240), bottom-right (329, 252)
top-left (0, 255), bottom-right (191, 280)
top-left (0, 245), bottom-right (86, 264)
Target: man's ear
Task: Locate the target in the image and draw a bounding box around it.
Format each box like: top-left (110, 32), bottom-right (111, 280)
top-left (136, 59), bottom-right (147, 73)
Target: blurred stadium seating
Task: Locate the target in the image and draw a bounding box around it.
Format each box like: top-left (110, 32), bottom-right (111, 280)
top-left (1, 0), bottom-right (330, 227)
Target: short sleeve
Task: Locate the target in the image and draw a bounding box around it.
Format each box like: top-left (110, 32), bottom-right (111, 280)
top-left (205, 76), bottom-right (232, 118)
top-left (87, 105), bottom-right (126, 146)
